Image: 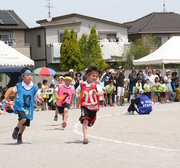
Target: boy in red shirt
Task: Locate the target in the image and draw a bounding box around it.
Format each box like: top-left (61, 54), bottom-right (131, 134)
top-left (76, 67), bottom-right (103, 144)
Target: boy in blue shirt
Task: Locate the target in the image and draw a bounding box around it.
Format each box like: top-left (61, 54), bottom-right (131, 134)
top-left (5, 67), bottom-right (44, 143)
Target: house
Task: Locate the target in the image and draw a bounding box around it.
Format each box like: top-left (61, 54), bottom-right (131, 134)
top-left (0, 10), bottom-right (30, 58)
top-left (124, 12), bottom-right (180, 45)
top-left (25, 13), bottom-right (130, 70)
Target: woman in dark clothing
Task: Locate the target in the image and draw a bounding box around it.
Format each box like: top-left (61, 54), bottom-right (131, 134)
top-left (128, 70), bottom-right (137, 102)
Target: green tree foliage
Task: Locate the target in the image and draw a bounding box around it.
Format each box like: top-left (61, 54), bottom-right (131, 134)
top-left (0, 74), bottom-right (3, 82)
top-left (78, 26), bottom-right (107, 72)
top-left (60, 27), bottom-right (70, 71)
top-left (60, 27), bottom-right (85, 71)
top-left (124, 37), bottom-right (159, 69)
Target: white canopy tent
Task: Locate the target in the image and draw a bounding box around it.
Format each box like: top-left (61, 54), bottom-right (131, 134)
top-left (133, 36), bottom-right (180, 75)
top-left (0, 41), bottom-right (34, 72)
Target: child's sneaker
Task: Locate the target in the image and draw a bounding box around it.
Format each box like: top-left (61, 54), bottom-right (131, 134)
top-left (62, 121), bottom-right (67, 128)
top-left (130, 111), bottom-right (134, 115)
top-left (17, 135), bottom-right (22, 144)
top-left (123, 110), bottom-right (130, 115)
top-left (166, 100), bottom-right (170, 103)
top-left (12, 128), bottom-right (19, 140)
top-left (54, 115), bottom-right (58, 121)
top-left (83, 138), bottom-right (88, 144)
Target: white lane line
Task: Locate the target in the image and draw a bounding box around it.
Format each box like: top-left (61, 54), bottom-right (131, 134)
top-left (73, 109), bottom-right (180, 152)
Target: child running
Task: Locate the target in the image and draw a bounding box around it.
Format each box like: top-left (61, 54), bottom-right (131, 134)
top-left (54, 74), bottom-right (74, 128)
top-left (54, 75), bottom-right (64, 121)
top-left (5, 67), bottom-right (44, 143)
top-left (76, 66), bottom-right (103, 144)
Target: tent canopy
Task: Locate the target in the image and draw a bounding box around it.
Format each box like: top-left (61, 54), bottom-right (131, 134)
top-left (0, 41), bottom-right (34, 71)
top-left (133, 36), bottom-right (180, 65)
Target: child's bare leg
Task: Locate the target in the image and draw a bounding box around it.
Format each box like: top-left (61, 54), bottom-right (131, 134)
top-left (63, 108), bottom-right (68, 122)
top-left (17, 118), bottom-right (26, 128)
top-left (19, 125), bottom-right (26, 135)
top-left (82, 119), bottom-right (88, 139)
top-left (110, 97), bottom-right (112, 106)
top-left (55, 107), bottom-right (58, 116)
top-left (116, 96), bottom-right (119, 105)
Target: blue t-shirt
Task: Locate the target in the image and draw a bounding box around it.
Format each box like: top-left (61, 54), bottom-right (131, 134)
top-left (138, 95), bottom-right (152, 115)
top-left (14, 82), bottom-right (38, 120)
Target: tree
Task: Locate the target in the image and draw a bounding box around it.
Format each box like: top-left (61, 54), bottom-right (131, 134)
top-left (0, 74), bottom-right (3, 82)
top-left (60, 27), bottom-right (70, 71)
top-left (125, 37), bottom-right (159, 69)
top-left (60, 27), bottom-right (85, 71)
top-left (78, 26), bottom-right (107, 72)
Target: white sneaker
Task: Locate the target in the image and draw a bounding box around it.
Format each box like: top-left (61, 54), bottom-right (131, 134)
top-left (123, 110), bottom-right (130, 115)
top-left (130, 111), bottom-right (134, 115)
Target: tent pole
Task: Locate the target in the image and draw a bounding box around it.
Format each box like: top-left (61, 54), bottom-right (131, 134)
top-left (163, 63), bottom-right (165, 77)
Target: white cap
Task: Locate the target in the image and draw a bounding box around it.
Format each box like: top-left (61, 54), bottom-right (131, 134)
top-left (58, 75), bottom-right (64, 79)
top-left (138, 89), bottom-right (144, 94)
top-left (119, 66), bottom-right (122, 69)
top-left (69, 69), bottom-right (74, 73)
top-left (85, 68), bottom-right (88, 71)
top-left (111, 70), bottom-right (116, 74)
top-left (166, 69), bottom-right (170, 72)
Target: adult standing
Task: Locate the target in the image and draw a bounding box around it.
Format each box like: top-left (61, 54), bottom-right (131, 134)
top-left (69, 69), bottom-right (76, 108)
top-left (82, 68), bottom-right (88, 82)
top-left (74, 71), bottom-right (82, 108)
top-left (164, 69), bottom-right (172, 103)
top-left (51, 73), bottom-right (59, 86)
top-left (116, 66), bottom-right (125, 106)
top-left (142, 65), bottom-right (149, 81)
top-left (109, 70), bottom-right (116, 105)
top-left (128, 70), bottom-right (137, 102)
top-left (103, 68), bottom-right (110, 86)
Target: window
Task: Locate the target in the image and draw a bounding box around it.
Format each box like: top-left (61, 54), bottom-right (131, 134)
top-left (60, 34), bottom-right (63, 43)
top-left (154, 37), bottom-right (161, 46)
top-left (37, 35), bottom-right (41, 47)
top-left (59, 33), bottom-right (77, 43)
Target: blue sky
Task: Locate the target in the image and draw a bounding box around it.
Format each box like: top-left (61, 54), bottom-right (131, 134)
top-left (1, 0), bottom-right (180, 27)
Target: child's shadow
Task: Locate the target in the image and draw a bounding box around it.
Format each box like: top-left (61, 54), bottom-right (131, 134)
top-left (0, 142), bottom-right (32, 145)
top-left (45, 128), bottom-right (64, 131)
top-left (64, 140), bottom-right (85, 144)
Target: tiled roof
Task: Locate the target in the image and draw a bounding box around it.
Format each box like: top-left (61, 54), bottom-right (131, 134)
top-left (36, 13), bottom-right (130, 29)
top-left (0, 10), bottom-right (28, 29)
top-left (125, 12), bottom-right (180, 34)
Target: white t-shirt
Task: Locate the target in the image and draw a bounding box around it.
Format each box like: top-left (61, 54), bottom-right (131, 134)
top-left (13, 81), bottom-right (40, 97)
top-left (147, 75), bottom-right (154, 88)
top-left (76, 81), bottom-right (102, 94)
top-left (164, 76), bottom-right (171, 83)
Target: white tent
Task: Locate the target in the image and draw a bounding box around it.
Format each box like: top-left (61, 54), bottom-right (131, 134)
top-left (133, 36), bottom-right (180, 65)
top-left (0, 41), bottom-right (34, 70)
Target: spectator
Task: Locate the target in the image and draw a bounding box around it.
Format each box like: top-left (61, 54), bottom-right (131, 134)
top-left (74, 71), bottom-right (82, 107)
top-left (128, 70), bottom-right (137, 102)
top-left (69, 69), bottom-right (76, 108)
top-left (109, 70), bottom-right (116, 105)
top-left (159, 78), bottom-right (166, 104)
top-left (136, 76), bottom-right (142, 93)
top-left (164, 70), bottom-right (172, 103)
top-left (103, 68), bottom-right (110, 86)
top-left (51, 73), bottom-right (59, 86)
top-left (115, 66), bottom-right (125, 106)
top-left (143, 78), bottom-right (151, 99)
top-left (83, 68), bottom-right (88, 82)
top-left (42, 79), bottom-right (49, 110)
top-left (104, 80), bottom-right (114, 106)
top-left (58, 75), bottom-right (64, 84)
top-left (142, 65), bottom-right (149, 81)
top-left (153, 77), bottom-right (160, 104)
